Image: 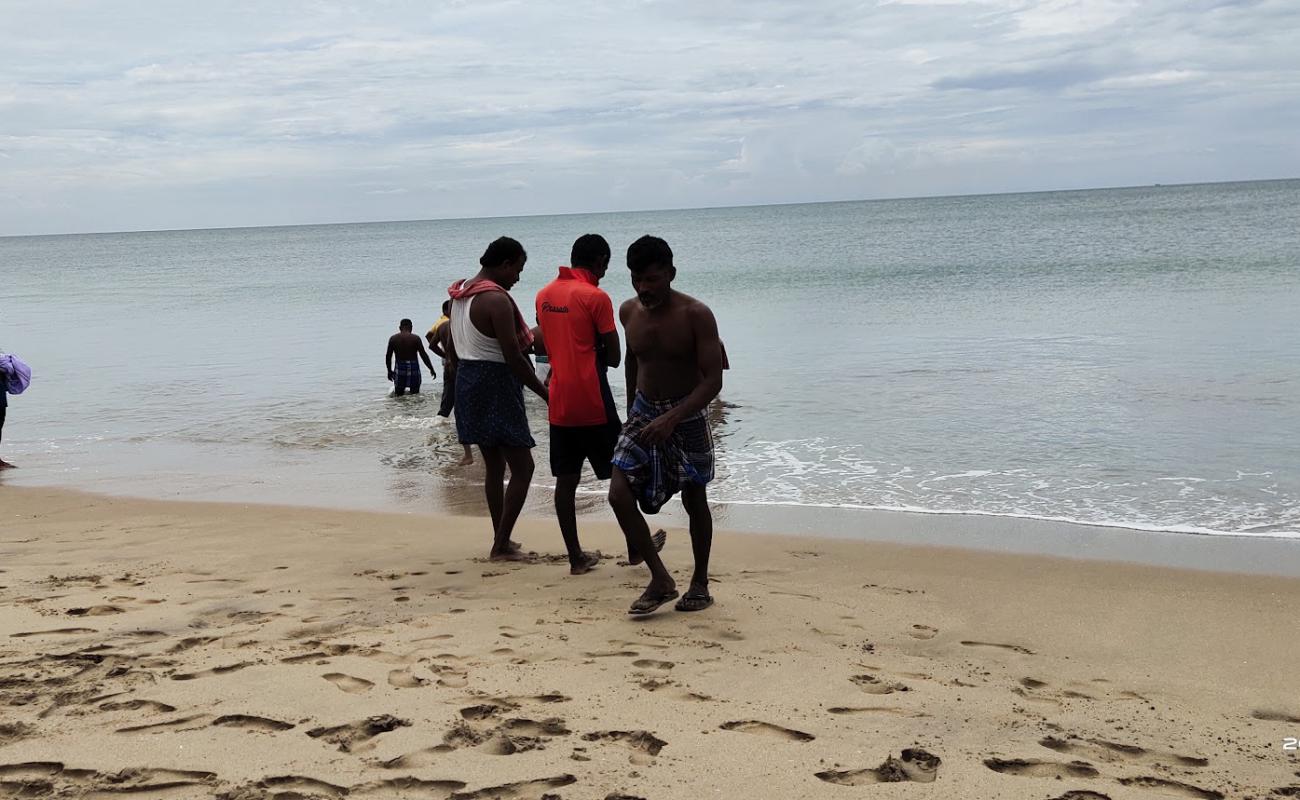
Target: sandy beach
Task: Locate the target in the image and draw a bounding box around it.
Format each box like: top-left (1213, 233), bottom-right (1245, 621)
top-left (1, 485), bottom-right (1297, 799)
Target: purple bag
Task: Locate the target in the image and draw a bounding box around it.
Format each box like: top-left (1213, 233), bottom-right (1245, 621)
top-left (0, 353), bottom-right (31, 394)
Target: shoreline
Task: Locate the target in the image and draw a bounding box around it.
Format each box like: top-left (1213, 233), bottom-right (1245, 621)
top-left (1, 485), bottom-right (1297, 798)
top-left (4, 475), bottom-right (1299, 577)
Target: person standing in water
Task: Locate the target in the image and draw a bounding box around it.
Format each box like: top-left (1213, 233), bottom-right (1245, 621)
top-left (428, 300), bottom-right (473, 466)
top-left (386, 319), bottom-right (436, 396)
top-left (446, 237), bottom-right (548, 560)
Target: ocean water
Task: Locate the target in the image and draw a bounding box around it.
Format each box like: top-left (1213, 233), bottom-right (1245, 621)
top-left (2, 180), bottom-right (1299, 539)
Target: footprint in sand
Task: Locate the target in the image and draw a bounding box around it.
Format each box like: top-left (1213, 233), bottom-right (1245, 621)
top-left (1118, 777), bottom-right (1223, 799)
top-left (170, 662), bottom-right (252, 681)
top-left (351, 777), bottom-right (466, 796)
top-left (65, 605), bottom-right (126, 616)
top-left (452, 775), bottom-right (576, 800)
top-left (10, 628), bottom-right (97, 638)
top-left (388, 669), bottom-right (429, 688)
top-left (211, 715), bottom-right (296, 733)
top-left (0, 763), bottom-right (217, 796)
top-left (323, 673), bottom-right (375, 694)
top-left (962, 640), bottom-right (1036, 655)
top-left (1252, 709), bottom-right (1300, 723)
top-left (583, 650), bottom-right (639, 658)
top-left (582, 730), bottom-right (667, 763)
top-left (168, 636), bottom-right (220, 653)
top-left (252, 776), bottom-right (349, 797)
top-left (307, 715), bottom-right (410, 753)
top-left (719, 720), bottom-right (814, 742)
top-left (850, 674), bottom-right (909, 694)
top-left (816, 748), bottom-right (942, 785)
top-left (115, 715), bottom-right (210, 734)
top-left (1049, 793), bottom-right (1113, 800)
top-left (99, 699), bottom-right (178, 714)
top-left (909, 624), bottom-right (938, 639)
top-left (983, 757), bottom-right (1100, 779)
top-left (828, 706), bottom-right (927, 718)
top-left (1039, 735), bottom-right (1208, 768)
top-left (631, 659), bottom-right (674, 672)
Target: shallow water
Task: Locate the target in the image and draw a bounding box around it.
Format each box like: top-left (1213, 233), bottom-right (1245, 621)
top-left (3, 179), bottom-right (1299, 538)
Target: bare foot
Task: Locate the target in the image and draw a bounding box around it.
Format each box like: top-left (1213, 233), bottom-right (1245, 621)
top-left (628, 529), bottom-right (667, 566)
top-left (0, 459), bottom-right (14, 470)
top-left (457, 449), bottom-right (474, 466)
top-left (489, 549), bottom-right (528, 562)
top-left (569, 552), bottom-right (600, 576)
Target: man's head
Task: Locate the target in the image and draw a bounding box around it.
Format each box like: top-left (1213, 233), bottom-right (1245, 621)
top-left (626, 235), bottom-right (675, 310)
top-left (479, 236), bottom-right (527, 289)
top-left (399, 318), bottom-right (413, 331)
top-left (441, 300), bottom-right (451, 316)
top-left (570, 233), bottom-right (611, 281)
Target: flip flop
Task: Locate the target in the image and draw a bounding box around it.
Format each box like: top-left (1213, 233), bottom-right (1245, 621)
top-left (628, 587), bottom-right (679, 616)
top-left (674, 590), bottom-right (713, 612)
top-left (628, 529), bottom-right (667, 566)
top-left (569, 552), bottom-right (600, 576)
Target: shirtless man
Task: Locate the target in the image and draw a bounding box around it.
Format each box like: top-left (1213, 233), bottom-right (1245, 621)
top-left (608, 235), bottom-right (724, 614)
top-left (386, 318), bottom-right (437, 396)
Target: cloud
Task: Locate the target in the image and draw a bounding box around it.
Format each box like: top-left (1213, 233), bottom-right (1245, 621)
top-left (0, 0), bottom-right (1297, 234)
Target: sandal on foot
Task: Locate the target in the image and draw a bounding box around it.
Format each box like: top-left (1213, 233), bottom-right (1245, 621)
top-left (674, 590), bottom-right (713, 612)
top-left (569, 552), bottom-right (600, 575)
top-left (628, 587), bottom-right (679, 615)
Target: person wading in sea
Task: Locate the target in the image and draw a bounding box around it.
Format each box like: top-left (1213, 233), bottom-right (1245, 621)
top-left (386, 318), bottom-right (437, 396)
top-left (446, 237), bottom-right (548, 560)
top-left (607, 236), bottom-right (723, 614)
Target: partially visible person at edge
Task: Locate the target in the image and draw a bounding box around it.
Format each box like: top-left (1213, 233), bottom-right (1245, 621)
top-left (536, 234), bottom-right (667, 576)
top-left (0, 352), bottom-right (11, 469)
top-left (386, 318), bottom-right (436, 396)
top-left (446, 237), bottom-right (548, 560)
top-left (428, 300), bottom-right (473, 466)
top-left (528, 324), bottom-right (550, 387)
top-left (608, 235), bottom-right (723, 615)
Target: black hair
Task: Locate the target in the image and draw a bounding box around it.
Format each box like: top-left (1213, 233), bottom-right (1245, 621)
top-left (441, 299), bottom-right (451, 314)
top-left (479, 236), bottom-right (526, 268)
top-left (400, 318), bottom-right (412, 329)
top-left (626, 235), bottom-right (673, 273)
top-left (570, 233), bottom-right (610, 269)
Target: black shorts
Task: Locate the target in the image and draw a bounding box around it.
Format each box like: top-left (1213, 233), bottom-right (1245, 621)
top-left (549, 422), bottom-right (620, 479)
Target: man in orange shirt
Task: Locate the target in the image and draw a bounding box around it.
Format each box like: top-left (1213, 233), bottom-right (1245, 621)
top-left (536, 234), bottom-right (662, 575)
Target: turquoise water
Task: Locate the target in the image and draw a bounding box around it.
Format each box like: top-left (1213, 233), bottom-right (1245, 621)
top-left (2, 179), bottom-right (1299, 537)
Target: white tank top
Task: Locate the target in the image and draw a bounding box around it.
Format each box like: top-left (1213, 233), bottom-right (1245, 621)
top-left (450, 294), bottom-right (505, 362)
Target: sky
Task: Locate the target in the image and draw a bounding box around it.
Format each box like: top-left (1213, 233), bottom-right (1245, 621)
top-left (1, 0), bottom-right (1297, 236)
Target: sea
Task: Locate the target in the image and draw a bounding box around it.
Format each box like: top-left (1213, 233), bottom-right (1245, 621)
top-left (3, 179), bottom-right (1299, 546)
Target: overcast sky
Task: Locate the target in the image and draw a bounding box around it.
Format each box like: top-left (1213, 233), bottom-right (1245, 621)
top-left (1, 0), bottom-right (1297, 235)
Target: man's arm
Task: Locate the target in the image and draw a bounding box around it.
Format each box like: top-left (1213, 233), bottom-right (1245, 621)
top-left (417, 339), bottom-right (436, 375)
top-left (637, 303), bottom-right (723, 446)
top-left (385, 336), bottom-right (396, 380)
top-left (619, 299), bottom-right (637, 410)
top-left (484, 294), bottom-right (548, 401)
top-left (595, 292), bottom-right (620, 369)
top-left (600, 330), bottom-right (622, 370)
top-left (426, 327), bottom-right (446, 359)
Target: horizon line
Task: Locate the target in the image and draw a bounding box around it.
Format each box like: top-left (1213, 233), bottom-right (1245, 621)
top-left (4, 175), bottom-right (1297, 240)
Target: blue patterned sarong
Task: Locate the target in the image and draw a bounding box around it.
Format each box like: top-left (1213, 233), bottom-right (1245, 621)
top-left (394, 359), bottom-right (421, 393)
top-left (611, 393), bottom-right (714, 514)
top-left (454, 360), bottom-right (535, 448)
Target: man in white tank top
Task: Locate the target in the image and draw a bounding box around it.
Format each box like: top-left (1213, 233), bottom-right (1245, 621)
top-left (445, 237), bottom-right (549, 561)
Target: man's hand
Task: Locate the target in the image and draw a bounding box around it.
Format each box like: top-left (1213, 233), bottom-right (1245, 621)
top-left (387, 370), bottom-right (395, 381)
top-left (429, 368), bottom-right (437, 379)
top-left (638, 413), bottom-right (679, 446)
